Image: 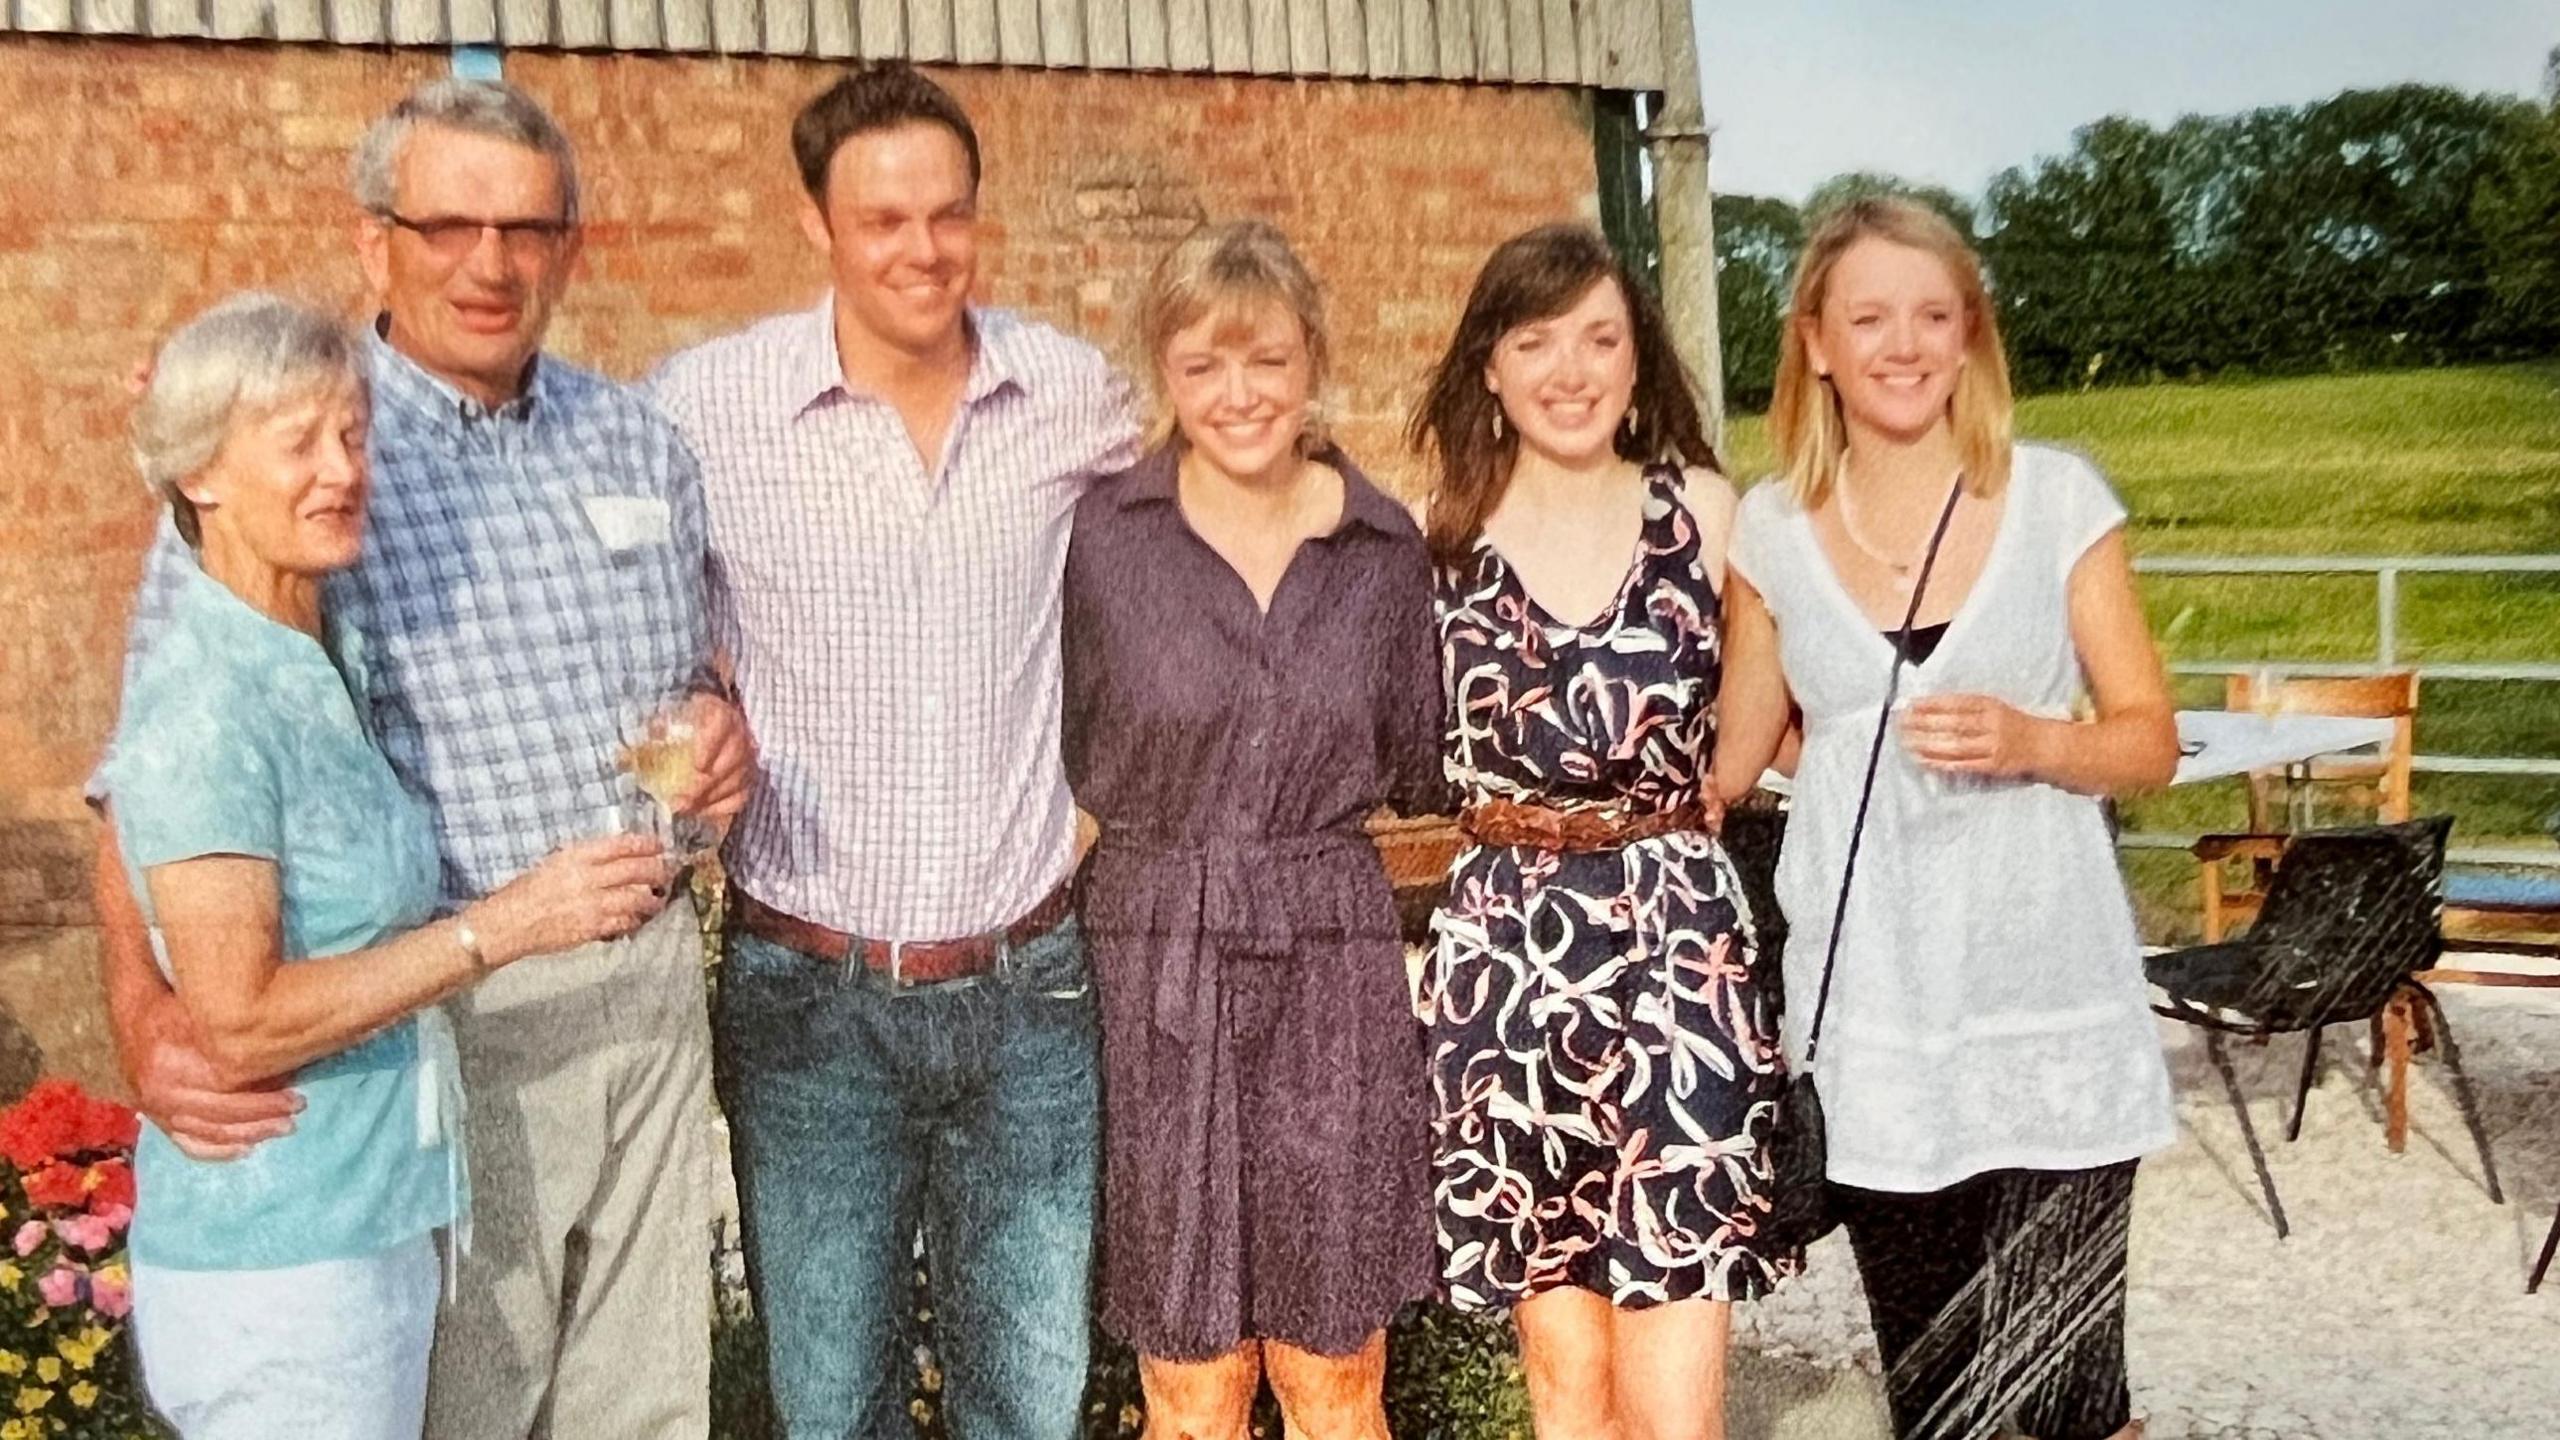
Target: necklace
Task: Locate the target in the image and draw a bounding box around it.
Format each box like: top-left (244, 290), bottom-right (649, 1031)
top-left (1834, 461), bottom-right (1960, 595)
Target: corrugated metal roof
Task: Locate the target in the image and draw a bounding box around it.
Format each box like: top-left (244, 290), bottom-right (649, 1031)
top-left (2, 0), bottom-right (1681, 89)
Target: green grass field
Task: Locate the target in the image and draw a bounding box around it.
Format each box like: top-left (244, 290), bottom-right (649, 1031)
top-left (1724, 360), bottom-right (2560, 941)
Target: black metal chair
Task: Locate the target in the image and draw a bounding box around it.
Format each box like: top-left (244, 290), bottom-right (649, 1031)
top-left (2533, 1205), bottom-right (2560, 1294)
top-left (2532, 821), bottom-right (2560, 1295)
top-left (2146, 816), bottom-right (2503, 1238)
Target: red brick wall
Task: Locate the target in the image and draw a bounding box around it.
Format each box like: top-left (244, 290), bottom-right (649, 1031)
top-left (0, 37), bottom-right (1598, 1085)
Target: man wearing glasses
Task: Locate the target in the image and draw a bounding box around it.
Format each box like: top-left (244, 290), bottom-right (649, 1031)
top-left (92, 79), bottom-right (745, 1438)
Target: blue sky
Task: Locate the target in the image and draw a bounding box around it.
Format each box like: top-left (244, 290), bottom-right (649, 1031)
top-left (1690, 0), bottom-right (2556, 203)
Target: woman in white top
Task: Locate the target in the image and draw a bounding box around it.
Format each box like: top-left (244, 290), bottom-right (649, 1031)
top-left (1710, 198), bottom-right (2176, 1440)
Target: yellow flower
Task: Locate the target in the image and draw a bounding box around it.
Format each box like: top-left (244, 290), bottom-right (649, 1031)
top-left (46, 1337), bottom-right (91, 1374)
top-left (9, 1387), bottom-right (47, 1415)
top-left (23, 1364), bottom-right (47, 1388)
top-left (2, 1417), bottom-right (31, 1440)
top-left (0, 1265), bottom-right (19, 1291)
top-left (64, 1384), bottom-right (92, 1411)
top-left (0, 1356), bottom-right (16, 1377)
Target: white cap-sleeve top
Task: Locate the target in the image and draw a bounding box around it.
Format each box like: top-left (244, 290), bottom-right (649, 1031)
top-left (1727, 443), bottom-right (2177, 1192)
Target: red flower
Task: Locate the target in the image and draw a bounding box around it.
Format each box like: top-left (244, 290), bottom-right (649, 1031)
top-left (0, 1078), bottom-right (139, 1171)
top-left (23, 1161), bottom-right (88, 1209)
top-left (85, 1158), bottom-right (136, 1214)
top-left (0, 1079), bottom-right (85, 1169)
top-left (79, 1094), bottom-right (139, 1153)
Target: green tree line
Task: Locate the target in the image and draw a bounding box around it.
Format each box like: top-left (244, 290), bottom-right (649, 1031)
top-left (1713, 63), bottom-right (2560, 411)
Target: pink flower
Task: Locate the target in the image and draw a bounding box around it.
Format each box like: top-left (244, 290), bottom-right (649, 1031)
top-left (36, 1264), bottom-right (84, 1308)
top-left (51, 1215), bottom-right (112, 1254)
top-left (90, 1202), bottom-right (133, 1233)
top-left (88, 1265), bottom-right (130, 1319)
top-left (10, 1220), bottom-right (43, 1257)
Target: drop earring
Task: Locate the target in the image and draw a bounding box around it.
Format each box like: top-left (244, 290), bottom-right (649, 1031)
top-left (1624, 405), bottom-right (1640, 439)
top-left (1491, 409), bottom-right (1505, 441)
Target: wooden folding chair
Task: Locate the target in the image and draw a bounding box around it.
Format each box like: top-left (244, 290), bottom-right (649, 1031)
top-left (2196, 670), bottom-right (2417, 943)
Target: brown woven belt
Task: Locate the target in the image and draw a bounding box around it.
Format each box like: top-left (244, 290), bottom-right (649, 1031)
top-left (730, 878), bottom-right (1076, 986)
top-left (1459, 798), bottom-right (1708, 853)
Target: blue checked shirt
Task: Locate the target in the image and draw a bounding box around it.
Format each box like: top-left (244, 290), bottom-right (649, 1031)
top-left (115, 327), bottom-right (713, 907)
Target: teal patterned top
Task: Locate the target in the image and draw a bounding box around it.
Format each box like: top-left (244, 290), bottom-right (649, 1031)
top-left (97, 560), bottom-right (464, 1270)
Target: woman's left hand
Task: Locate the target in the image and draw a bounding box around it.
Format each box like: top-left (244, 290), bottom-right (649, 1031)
top-left (1899, 693), bottom-right (2053, 779)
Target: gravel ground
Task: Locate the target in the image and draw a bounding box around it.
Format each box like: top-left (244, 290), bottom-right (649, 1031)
top-left (1732, 982), bottom-right (2560, 1440)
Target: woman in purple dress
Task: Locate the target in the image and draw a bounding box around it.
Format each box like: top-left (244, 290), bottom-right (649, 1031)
top-left (1062, 221), bottom-right (1442, 1440)
top-left (1411, 224), bottom-right (1798, 1438)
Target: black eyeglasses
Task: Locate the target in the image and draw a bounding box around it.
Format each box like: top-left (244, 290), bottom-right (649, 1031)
top-left (378, 211), bottom-right (575, 262)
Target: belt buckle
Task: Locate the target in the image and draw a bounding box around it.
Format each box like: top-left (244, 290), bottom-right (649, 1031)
top-left (881, 938), bottom-right (954, 991)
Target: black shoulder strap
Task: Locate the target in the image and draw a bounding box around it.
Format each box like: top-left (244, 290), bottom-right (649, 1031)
top-left (1801, 474), bottom-right (1966, 1068)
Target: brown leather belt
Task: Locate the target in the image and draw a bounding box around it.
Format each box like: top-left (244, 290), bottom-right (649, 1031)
top-left (730, 879), bottom-right (1076, 986)
top-left (1460, 798), bottom-right (1707, 854)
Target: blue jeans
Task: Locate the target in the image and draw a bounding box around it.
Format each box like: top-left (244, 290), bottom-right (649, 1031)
top-left (715, 914), bottom-right (1101, 1440)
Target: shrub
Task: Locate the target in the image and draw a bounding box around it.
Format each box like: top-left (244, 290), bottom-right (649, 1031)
top-left (0, 1079), bottom-right (163, 1440)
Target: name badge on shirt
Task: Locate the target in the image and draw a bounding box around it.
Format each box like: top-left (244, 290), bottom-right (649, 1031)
top-left (579, 495), bottom-right (673, 553)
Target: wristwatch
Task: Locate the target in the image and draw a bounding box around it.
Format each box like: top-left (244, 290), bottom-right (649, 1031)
top-left (452, 916), bottom-right (494, 975)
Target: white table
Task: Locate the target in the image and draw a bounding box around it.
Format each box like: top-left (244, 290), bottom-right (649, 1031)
top-left (1750, 709), bottom-right (2395, 802)
top-left (1751, 707), bottom-right (2385, 799)
top-left (2172, 709), bottom-right (2396, 786)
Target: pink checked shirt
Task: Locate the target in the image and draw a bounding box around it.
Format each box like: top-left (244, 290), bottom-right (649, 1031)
top-left (651, 299), bottom-right (1141, 941)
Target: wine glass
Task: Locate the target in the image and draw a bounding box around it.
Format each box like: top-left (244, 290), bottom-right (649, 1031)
top-left (616, 688), bottom-right (709, 864)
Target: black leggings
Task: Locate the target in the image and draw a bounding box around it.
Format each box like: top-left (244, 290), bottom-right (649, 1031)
top-left (1832, 1161), bottom-right (2138, 1440)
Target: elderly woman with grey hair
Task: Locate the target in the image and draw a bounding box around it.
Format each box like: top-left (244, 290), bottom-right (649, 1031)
top-left (94, 292), bottom-right (667, 1440)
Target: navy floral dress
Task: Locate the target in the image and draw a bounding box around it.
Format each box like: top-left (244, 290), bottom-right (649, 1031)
top-left (1424, 465), bottom-right (1798, 1311)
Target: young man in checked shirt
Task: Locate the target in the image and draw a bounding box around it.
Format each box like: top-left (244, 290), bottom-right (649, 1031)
top-left (649, 66), bottom-right (1140, 1440)
top-left (92, 81), bottom-right (751, 1438)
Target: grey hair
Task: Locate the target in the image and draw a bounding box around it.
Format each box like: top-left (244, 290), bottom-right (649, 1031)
top-left (133, 293), bottom-right (367, 548)
top-left (351, 78), bottom-right (582, 225)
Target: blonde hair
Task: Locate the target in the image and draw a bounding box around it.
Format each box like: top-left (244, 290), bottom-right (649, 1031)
top-left (1769, 198), bottom-right (2013, 507)
top-left (1132, 219), bottom-right (1330, 453)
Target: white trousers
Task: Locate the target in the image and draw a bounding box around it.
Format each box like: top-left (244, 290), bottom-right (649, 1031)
top-left (133, 1234), bottom-right (439, 1440)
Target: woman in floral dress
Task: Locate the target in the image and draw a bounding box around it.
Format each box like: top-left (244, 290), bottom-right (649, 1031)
top-left (1409, 224), bottom-right (1797, 1438)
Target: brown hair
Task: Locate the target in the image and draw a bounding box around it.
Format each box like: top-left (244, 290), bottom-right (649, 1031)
top-left (1770, 197), bottom-right (2014, 506)
top-left (1407, 223), bottom-right (1715, 567)
top-left (792, 64), bottom-right (982, 203)
top-left (1132, 220), bottom-right (1331, 454)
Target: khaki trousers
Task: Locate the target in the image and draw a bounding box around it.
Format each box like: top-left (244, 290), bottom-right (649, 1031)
top-left (425, 897), bottom-right (714, 1440)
